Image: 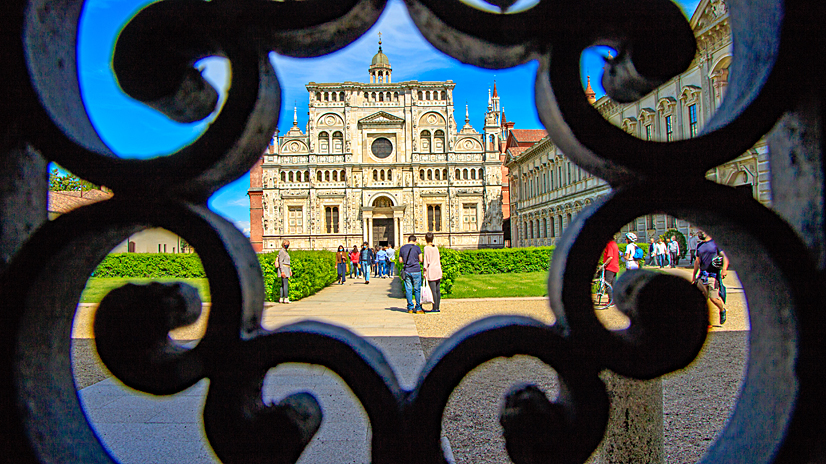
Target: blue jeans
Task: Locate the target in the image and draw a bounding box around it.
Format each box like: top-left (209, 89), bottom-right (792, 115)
top-left (350, 262), bottom-right (358, 278)
top-left (388, 260), bottom-right (394, 276)
top-left (361, 262), bottom-right (371, 282)
top-left (403, 271), bottom-right (423, 312)
top-left (337, 262), bottom-right (346, 282)
top-left (657, 255), bottom-right (666, 267)
top-left (378, 260), bottom-right (387, 277)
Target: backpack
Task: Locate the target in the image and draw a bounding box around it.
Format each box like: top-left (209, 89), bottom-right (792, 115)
top-left (633, 245), bottom-right (644, 260)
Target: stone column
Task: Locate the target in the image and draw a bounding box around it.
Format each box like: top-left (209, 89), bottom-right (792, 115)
top-left (368, 218), bottom-right (373, 246)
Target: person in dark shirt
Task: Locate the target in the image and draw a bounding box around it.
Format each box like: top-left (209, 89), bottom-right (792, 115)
top-left (692, 231), bottom-right (729, 325)
top-left (359, 242), bottom-right (374, 284)
top-left (399, 235), bottom-right (424, 314)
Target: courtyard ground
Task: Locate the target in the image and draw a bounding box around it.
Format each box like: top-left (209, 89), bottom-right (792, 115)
top-left (72, 270), bottom-right (747, 463)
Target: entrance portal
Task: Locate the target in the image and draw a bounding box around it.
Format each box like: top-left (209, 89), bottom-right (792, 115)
top-left (372, 218), bottom-right (394, 247)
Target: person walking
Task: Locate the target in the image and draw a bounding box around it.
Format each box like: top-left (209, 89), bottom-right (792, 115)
top-left (688, 231), bottom-right (699, 263)
top-left (372, 246), bottom-right (379, 277)
top-left (349, 245), bottom-right (360, 279)
top-left (386, 244), bottom-right (396, 277)
top-left (376, 246), bottom-right (388, 278)
top-left (602, 239), bottom-right (620, 306)
top-left (399, 235), bottom-right (424, 314)
top-left (335, 245), bottom-right (348, 285)
top-left (423, 232), bottom-right (443, 313)
top-left (359, 242), bottom-right (374, 284)
top-left (623, 233), bottom-right (640, 270)
top-left (692, 231), bottom-right (729, 325)
top-left (276, 240), bottom-right (292, 303)
top-left (668, 235), bottom-right (681, 268)
top-left (647, 237), bottom-right (657, 266)
top-left (656, 238), bottom-right (667, 268)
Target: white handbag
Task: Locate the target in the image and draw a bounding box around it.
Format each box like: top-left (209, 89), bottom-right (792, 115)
top-left (421, 283), bottom-right (434, 304)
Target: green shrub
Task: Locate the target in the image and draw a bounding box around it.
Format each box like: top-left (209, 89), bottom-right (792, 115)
top-left (661, 229), bottom-right (687, 260)
top-left (457, 247), bottom-right (554, 275)
top-left (259, 250), bottom-right (337, 302)
top-left (93, 253), bottom-right (206, 278)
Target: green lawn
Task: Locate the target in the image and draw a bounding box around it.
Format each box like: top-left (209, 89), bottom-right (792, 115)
top-left (445, 271), bottom-right (549, 299)
top-left (80, 278), bottom-right (211, 304)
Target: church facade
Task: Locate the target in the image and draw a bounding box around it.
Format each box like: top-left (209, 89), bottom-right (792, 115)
top-left (249, 43), bottom-right (505, 251)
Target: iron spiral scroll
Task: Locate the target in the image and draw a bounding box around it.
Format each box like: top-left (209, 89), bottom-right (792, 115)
top-left (2, 0), bottom-right (824, 462)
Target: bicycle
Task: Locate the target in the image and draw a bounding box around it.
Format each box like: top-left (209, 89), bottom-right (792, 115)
top-left (592, 262), bottom-right (613, 309)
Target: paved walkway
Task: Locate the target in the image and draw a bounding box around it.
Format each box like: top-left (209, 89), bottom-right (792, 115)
top-left (78, 275), bottom-right (429, 464)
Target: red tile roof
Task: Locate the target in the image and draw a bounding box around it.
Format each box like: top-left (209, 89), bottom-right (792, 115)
top-left (509, 129), bottom-right (548, 144)
top-left (48, 190), bottom-right (113, 214)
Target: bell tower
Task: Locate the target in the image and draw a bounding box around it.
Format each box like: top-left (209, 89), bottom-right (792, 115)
top-left (369, 33), bottom-right (392, 84)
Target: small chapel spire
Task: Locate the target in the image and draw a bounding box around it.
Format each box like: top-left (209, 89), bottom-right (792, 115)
top-left (585, 76), bottom-right (596, 104)
top-left (465, 103), bottom-right (470, 124)
top-left (293, 103), bottom-right (298, 125)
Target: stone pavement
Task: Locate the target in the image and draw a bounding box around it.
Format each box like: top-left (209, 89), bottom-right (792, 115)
top-left (77, 274), bottom-right (434, 464)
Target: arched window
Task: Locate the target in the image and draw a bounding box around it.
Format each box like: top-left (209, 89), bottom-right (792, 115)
top-left (463, 169), bottom-right (469, 180)
top-left (435, 169), bottom-right (440, 181)
top-left (426, 91), bottom-right (431, 100)
top-left (374, 170), bottom-right (378, 181)
top-left (325, 171), bottom-right (330, 182)
top-left (340, 92), bottom-right (345, 101)
top-left (443, 169), bottom-right (448, 179)
top-left (324, 92), bottom-right (329, 101)
top-left (380, 170), bottom-right (385, 181)
top-left (331, 92), bottom-right (337, 102)
top-left (455, 169), bottom-right (461, 179)
top-left (379, 93), bottom-right (384, 102)
top-left (340, 170), bottom-right (345, 181)
top-left (281, 172), bottom-right (286, 182)
top-left (419, 169), bottom-right (425, 180)
top-left (332, 131), bottom-right (343, 154)
top-left (434, 130), bottom-right (445, 153)
top-left (315, 92), bottom-right (321, 101)
top-left (418, 91), bottom-right (423, 100)
top-left (420, 130), bottom-right (431, 153)
top-left (317, 171), bottom-right (322, 182)
top-left (394, 92), bottom-right (399, 101)
top-left (289, 172), bottom-right (294, 182)
top-left (387, 170), bottom-right (392, 181)
top-left (332, 170), bottom-right (338, 182)
top-left (542, 218), bottom-right (547, 238)
top-left (427, 169), bottom-right (433, 181)
top-left (441, 91), bottom-right (447, 101)
top-left (478, 168), bottom-right (484, 180)
top-left (471, 169), bottom-right (477, 180)
top-left (318, 131), bottom-right (329, 154)
top-left (304, 171), bottom-right (310, 182)
top-left (372, 92), bottom-right (377, 101)
top-left (386, 92), bottom-right (391, 101)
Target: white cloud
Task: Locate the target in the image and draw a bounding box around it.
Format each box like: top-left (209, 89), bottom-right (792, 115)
top-left (234, 221), bottom-right (251, 237)
top-left (227, 197), bottom-right (249, 207)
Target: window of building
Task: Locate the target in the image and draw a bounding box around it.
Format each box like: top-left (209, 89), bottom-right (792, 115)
top-left (463, 169), bottom-right (469, 180)
top-left (689, 104), bottom-right (698, 138)
top-left (668, 216), bottom-right (677, 228)
top-left (317, 171), bottom-right (323, 182)
top-left (434, 130), bottom-right (446, 153)
top-left (463, 204), bottom-right (478, 232)
top-left (427, 205), bottom-right (442, 232)
top-left (542, 218), bottom-right (547, 238)
top-left (665, 115), bottom-right (673, 142)
top-left (567, 162), bottom-right (572, 184)
top-left (288, 206), bottom-right (303, 234)
top-left (325, 206), bottom-right (339, 234)
top-left (647, 214), bottom-right (656, 229)
top-left (281, 172), bottom-right (286, 182)
top-left (435, 169), bottom-right (440, 181)
top-left (645, 124), bottom-right (652, 141)
top-left (374, 170), bottom-right (379, 181)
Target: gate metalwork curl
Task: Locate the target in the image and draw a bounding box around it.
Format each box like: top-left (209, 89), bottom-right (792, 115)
top-left (2, 0), bottom-right (824, 463)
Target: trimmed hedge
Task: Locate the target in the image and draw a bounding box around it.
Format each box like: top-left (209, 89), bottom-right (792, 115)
top-left (92, 251), bottom-right (337, 302)
top-left (661, 229), bottom-right (687, 260)
top-left (93, 253), bottom-right (206, 278)
top-left (258, 250), bottom-right (337, 302)
top-left (458, 247), bottom-right (555, 275)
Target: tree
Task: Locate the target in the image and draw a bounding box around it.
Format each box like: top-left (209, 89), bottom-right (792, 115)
top-left (49, 166), bottom-right (97, 192)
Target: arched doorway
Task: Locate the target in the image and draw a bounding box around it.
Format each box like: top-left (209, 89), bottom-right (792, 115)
top-left (371, 196), bottom-right (395, 247)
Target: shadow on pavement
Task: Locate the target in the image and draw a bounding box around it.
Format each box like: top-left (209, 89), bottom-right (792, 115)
top-left (388, 276), bottom-right (406, 299)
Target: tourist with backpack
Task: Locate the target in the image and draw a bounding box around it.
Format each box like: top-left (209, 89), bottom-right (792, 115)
top-left (692, 231), bottom-right (729, 325)
top-left (623, 232), bottom-right (641, 270)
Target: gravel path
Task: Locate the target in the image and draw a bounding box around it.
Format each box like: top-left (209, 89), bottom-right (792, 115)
top-left (72, 287), bottom-right (749, 463)
top-left (415, 296), bottom-right (749, 464)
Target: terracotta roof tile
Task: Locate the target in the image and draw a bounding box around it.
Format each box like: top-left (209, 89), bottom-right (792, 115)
top-left (48, 190), bottom-right (113, 214)
top-left (509, 129), bottom-right (548, 144)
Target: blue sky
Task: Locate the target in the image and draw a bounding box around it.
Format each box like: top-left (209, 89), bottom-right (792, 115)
top-left (76, 0), bottom-right (702, 235)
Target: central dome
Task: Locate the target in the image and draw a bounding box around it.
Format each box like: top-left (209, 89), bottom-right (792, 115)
top-left (371, 49), bottom-right (390, 67)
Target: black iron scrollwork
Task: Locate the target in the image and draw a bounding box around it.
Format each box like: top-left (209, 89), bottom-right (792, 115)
top-left (3, 0), bottom-right (824, 463)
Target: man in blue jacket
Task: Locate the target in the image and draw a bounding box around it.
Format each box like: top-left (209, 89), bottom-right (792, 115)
top-left (359, 242), bottom-right (374, 284)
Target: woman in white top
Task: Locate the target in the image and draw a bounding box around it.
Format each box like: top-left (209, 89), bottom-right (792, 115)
top-left (423, 232), bottom-right (443, 313)
top-left (623, 233), bottom-right (639, 270)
